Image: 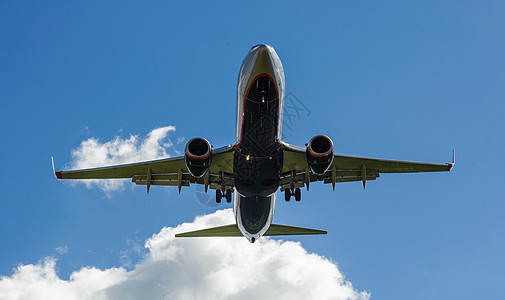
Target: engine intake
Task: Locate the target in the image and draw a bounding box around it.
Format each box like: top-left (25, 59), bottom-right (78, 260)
top-left (306, 135), bottom-right (334, 175)
top-left (184, 137), bottom-right (212, 178)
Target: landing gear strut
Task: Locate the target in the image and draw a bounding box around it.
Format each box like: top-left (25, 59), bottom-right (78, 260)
top-left (284, 188), bottom-right (301, 202)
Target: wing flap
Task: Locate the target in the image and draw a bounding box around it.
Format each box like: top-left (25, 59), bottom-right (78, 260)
top-left (132, 172), bottom-right (235, 189)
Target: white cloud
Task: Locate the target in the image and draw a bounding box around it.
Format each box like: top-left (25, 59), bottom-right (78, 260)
top-left (67, 126), bottom-right (178, 193)
top-left (119, 239), bottom-right (145, 269)
top-left (54, 245), bottom-right (69, 255)
top-left (0, 210), bottom-right (370, 300)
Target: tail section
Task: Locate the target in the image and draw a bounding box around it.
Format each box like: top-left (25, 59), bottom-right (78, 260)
top-left (175, 224), bottom-right (327, 238)
top-left (175, 224), bottom-right (241, 237)
top-left (265, 224), bottom-right (327, 236)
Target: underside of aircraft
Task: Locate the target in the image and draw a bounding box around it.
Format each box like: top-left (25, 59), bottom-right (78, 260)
top-left (54, 44), bottom-right (453, 243)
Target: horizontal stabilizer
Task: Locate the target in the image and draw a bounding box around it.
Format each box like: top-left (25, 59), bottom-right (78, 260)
top-left (175, 224), bottom-right (327, 238)
top-left (175, 224), bottom-right (241, 237)
top-left (264, 224), bottom-right (327, 236)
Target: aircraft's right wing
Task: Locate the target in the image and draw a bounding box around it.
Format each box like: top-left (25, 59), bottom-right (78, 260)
top-left (280, 142), bottom-right (454, 191)
top-left (54, 144), bottom-right (236, 193)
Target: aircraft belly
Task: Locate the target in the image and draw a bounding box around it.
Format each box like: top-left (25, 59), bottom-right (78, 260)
top-left (233, 150), bottom-right (282, 197)
top-left (233, 44), bottom-right (286, 241)
top-left (234, 74), bottom-right (283, 198)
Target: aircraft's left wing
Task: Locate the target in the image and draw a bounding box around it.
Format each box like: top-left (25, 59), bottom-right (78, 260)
top-left (280, 142), bottom-right (453, 191)
top-left (54, 144), bottom-right (236, 193)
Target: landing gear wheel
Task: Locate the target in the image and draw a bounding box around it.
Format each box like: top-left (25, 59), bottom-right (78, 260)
top-left (216, 190), bottom-right (222, 203)
top-left (225, 189), bottom-right (232, 203)
top-left (285, 188), bottom-right (291, 202)
top-left (294, 188), bottom-right (301, 202)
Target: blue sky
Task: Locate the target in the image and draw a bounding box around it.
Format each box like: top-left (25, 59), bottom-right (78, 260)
top-left (1, 1), bottom-right (504, 299)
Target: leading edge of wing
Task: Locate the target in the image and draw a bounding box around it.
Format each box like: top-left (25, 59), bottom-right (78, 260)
top-left (54, 142), bottom-right (238, 180)
top-left (54, 156), bottom-right (185, 179)
top-left (281, 141), bottom-right (454, 173)
top-left (333, 153), bottom-right (454, 173)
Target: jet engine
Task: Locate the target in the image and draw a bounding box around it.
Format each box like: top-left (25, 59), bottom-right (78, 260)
top-left (184, 137), bottom-right (212, 178)
top-left (306, 135), bottom-right (334, 175)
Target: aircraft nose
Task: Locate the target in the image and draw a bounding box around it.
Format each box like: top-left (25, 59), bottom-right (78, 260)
top-left (250, 44), bottom-right (274, 74)
top-left (250, 44), bottom-right (269, 51)
top-left (250, 44), bottom-right (272, 59)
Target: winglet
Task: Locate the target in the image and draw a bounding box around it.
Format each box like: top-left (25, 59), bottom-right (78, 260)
top-left (446, 149), bottom-right (455, 171)
top-left (52, 157), bottom-right (62, 179)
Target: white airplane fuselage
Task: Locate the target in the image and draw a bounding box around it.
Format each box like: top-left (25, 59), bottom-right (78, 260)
top-left (54, 44), bottom-right (453, 243)
top-left (233, 44), bottom-right (286, 242)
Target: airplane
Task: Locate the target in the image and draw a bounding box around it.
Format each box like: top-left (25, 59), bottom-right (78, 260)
top-left (54, 44), bottom-right (454, 243)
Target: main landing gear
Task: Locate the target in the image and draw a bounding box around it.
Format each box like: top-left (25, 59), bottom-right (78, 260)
top-left (216, 189), bottom-right (232, 203)
top-left (284, 187), bottom-right (301, 202)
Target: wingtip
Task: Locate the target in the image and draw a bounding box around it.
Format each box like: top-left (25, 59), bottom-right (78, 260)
top-left (52, 156), bottom-right (63, 179)
top-left (447, 149), bottom-right (455, 171)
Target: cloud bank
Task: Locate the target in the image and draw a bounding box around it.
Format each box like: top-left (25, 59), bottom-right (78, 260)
top-left (67, 126), bottom-right (181, 193)
top-left (0, 210), bottom-right (370, 300)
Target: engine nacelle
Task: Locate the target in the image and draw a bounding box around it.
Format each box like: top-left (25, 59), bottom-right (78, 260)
top-left (306, 135), bottom-right (334, 175)
top-left (184, 137), bottom-right (212, 178)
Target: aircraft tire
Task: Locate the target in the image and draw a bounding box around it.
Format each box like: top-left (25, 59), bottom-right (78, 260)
top-left (225, 189), bottom-right (232, 203)
top-left (285, 188), bottom-right (291, 202)
top-left (295, 188), bottom-right (301, 202)
top-left (216, 190), bottom-right (222, 203)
